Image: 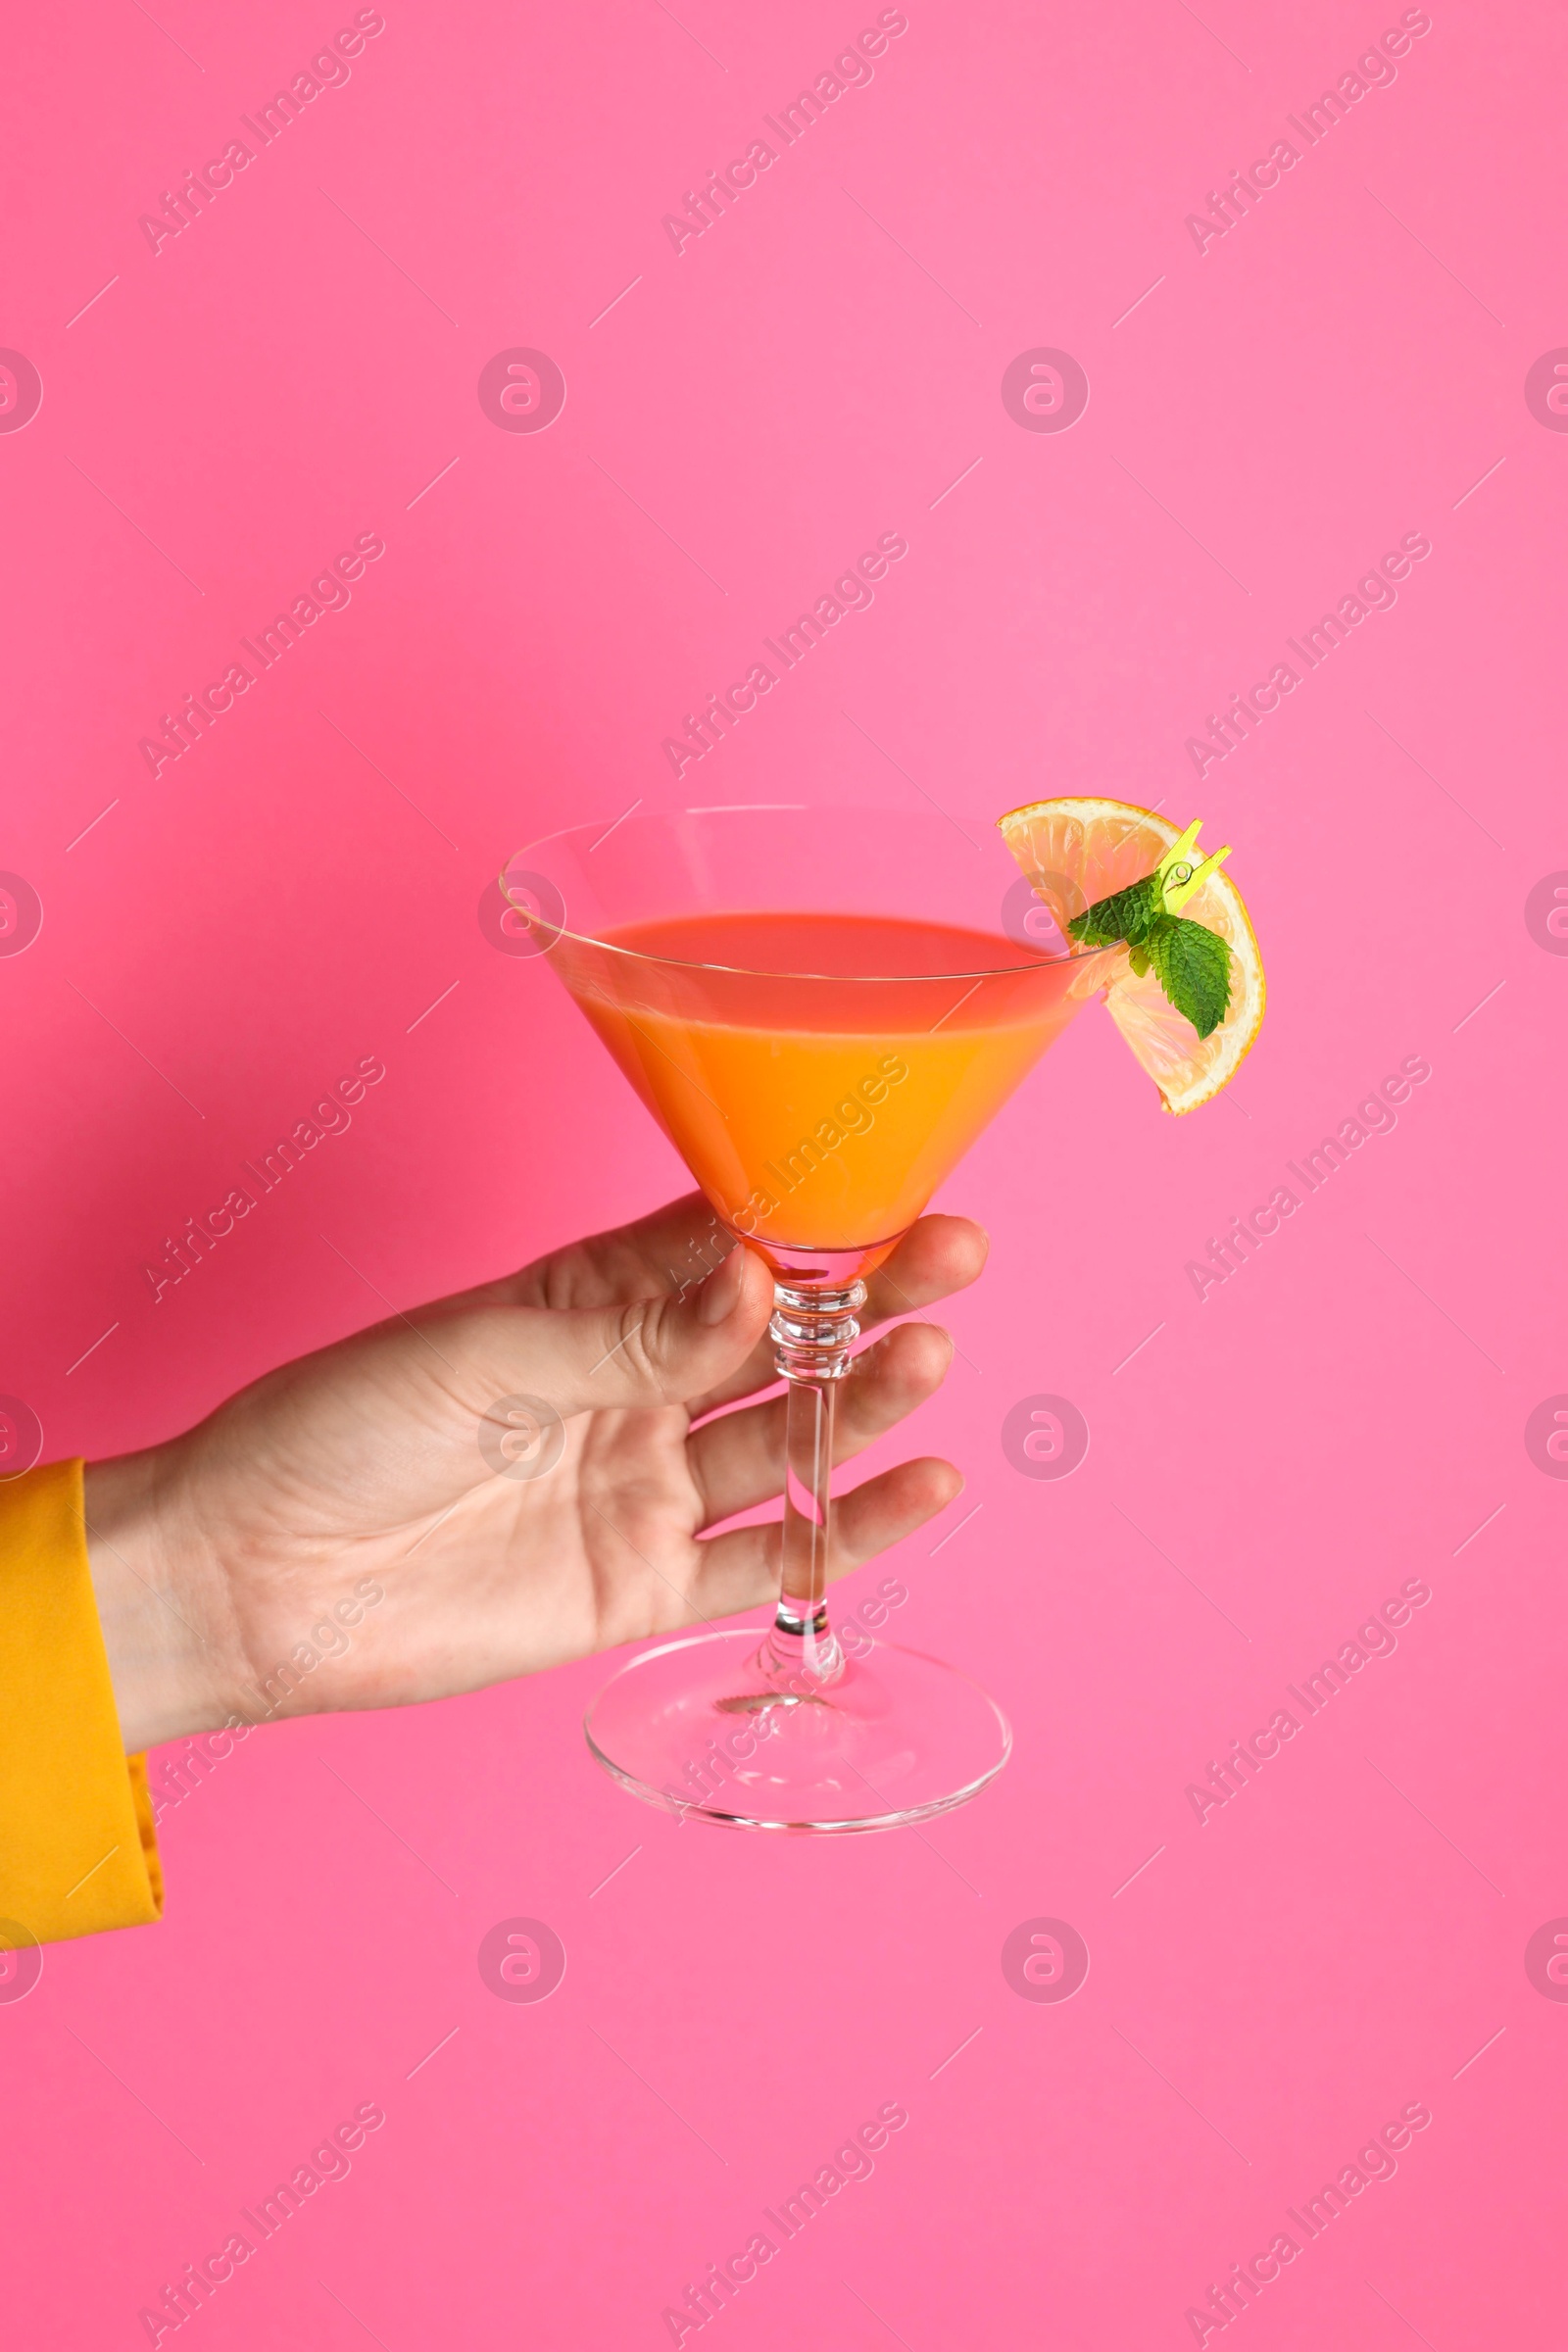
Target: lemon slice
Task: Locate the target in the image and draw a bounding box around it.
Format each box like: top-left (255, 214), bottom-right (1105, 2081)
top-left (998, 795), bottom-right (1265, 1114)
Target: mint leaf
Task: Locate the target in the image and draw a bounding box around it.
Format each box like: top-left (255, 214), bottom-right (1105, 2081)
top-left (1068, 872), bottom-right (1165, 949)
top-left (1062, 854), bottom-right (1234, 1037)
top-left (1149, 916), bottom-right (1233, 1039)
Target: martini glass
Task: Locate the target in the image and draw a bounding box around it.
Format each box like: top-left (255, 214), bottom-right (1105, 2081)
top-left (505, 807), bottom-right (1111, 1833)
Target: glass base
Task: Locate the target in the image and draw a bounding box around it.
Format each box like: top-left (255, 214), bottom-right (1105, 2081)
top-left (584, 1629), bottom-right (1011, 1834)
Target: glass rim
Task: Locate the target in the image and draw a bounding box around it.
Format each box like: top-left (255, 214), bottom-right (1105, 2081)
top-left (504, 808), bottom-right (1112, 983)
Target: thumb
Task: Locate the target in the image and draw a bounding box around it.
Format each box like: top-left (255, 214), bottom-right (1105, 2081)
top-left (475, 1241), bottom-right (775, 1421)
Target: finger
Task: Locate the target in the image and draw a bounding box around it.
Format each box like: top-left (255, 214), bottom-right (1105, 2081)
top-left (689, 1457), bottom-right (962, 1621)
top-left (449, 1237), bottom-right (774, 1422)
top-left (688, 1322), bottom-right (955, 1530)
top-left (510, 1193), bottom-right (729, 1310)
top-left (862, 1214), bottom-right (989, 1332)
top-left (689, 1213), bottom-right (989, 1415)
top-left (429, 1192), bottom-right (724, 1318)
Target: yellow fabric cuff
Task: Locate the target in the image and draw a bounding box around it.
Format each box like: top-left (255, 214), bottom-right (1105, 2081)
top-left (0, 1459), bottom-right (163, 1950)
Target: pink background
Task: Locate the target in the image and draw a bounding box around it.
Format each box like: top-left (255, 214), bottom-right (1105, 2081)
top-left (3, 0), bottom-right (1565, 2343)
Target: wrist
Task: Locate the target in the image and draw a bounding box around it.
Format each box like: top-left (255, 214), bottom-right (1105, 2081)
top-left (83, 1445), bottom-right (239, 1753)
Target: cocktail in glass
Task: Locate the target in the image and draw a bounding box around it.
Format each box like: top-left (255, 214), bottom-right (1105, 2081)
top-left (505, 807), bottom-right (1112, 1833)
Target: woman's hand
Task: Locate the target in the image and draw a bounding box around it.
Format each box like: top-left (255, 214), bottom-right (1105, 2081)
top-left (84, 1195), bottom-right (987, 1752)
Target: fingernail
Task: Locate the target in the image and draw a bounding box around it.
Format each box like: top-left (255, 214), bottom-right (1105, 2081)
top-left (697, 1244), bottom-right (747, 1325)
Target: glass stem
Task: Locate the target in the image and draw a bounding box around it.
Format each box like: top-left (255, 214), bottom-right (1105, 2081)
top-left (760, 1278), bottom-right (866, 1690)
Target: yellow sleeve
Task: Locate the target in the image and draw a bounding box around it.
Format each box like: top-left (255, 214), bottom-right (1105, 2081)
top-left (0, 1459), bottom-right (163, 1950)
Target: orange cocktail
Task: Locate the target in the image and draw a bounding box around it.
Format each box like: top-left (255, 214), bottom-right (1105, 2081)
top-left (551, 908), bottom-right (1097, 1266)
top-left (508, 798), bottom-right (1258, 1835)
